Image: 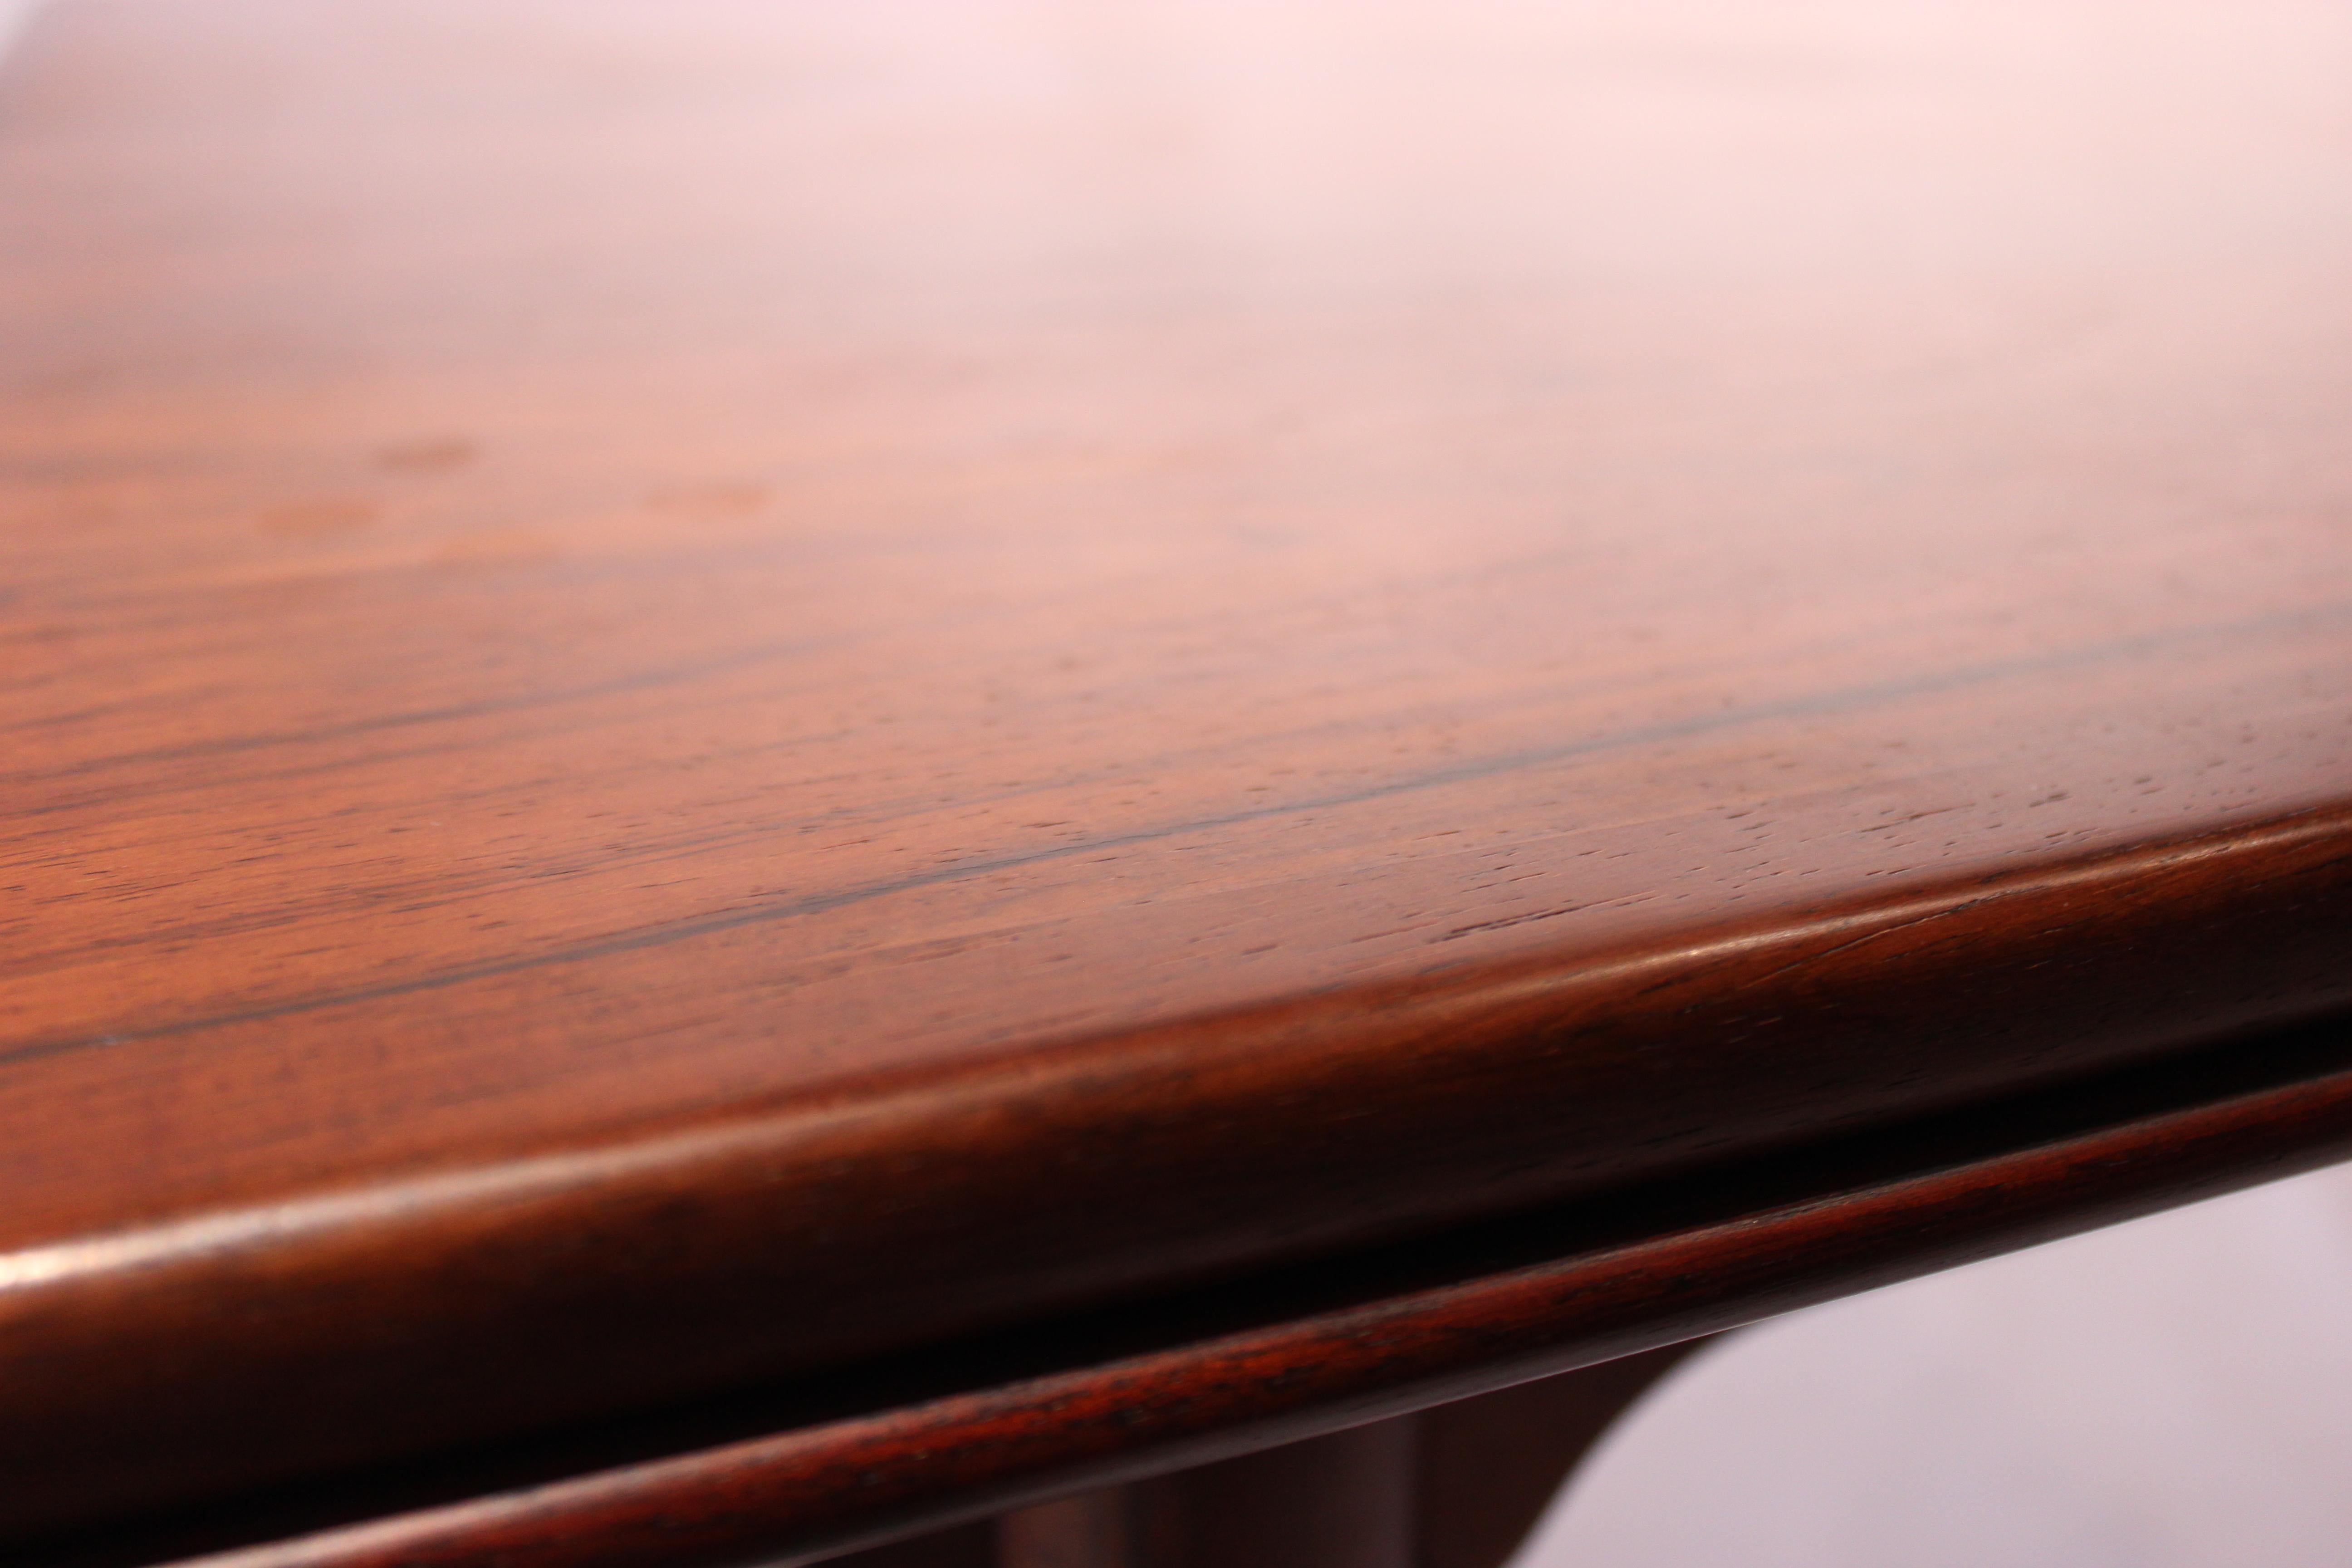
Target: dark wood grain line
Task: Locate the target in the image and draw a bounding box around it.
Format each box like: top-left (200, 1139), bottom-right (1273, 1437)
top-left (9, 3), bottom-right (2352, 1554)
top-left (10, 601), bottom-right (2344, 1068)
top-left (7, 804), bottom-right (2351, 1537)
top-left (0, 633), bottom-right (853, 791)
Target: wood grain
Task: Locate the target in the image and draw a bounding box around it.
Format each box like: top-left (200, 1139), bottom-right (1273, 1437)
top-left (32, 1014), bottom-right (2352, 1568)
top-left (5, 0), bottom-right (2352, 1540)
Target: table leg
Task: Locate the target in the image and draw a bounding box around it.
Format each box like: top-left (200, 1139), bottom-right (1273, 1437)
top-left (990, 1340), bottom-right (1705, 1568)
top-left (1413, 1342), bottom-right (1703, 1568)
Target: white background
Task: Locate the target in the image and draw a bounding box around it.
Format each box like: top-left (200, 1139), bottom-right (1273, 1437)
top-left (1522, 1160), bottom-right (2352, 1568)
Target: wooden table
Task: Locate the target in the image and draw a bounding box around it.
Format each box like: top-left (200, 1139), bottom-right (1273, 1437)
top-left (7, 3), bottom-right (2352, 1564)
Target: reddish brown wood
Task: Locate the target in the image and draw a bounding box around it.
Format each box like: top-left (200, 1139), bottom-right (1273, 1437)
top-left (1158, 1422), bottom-right (1416, 1568)
top-left (10, 805), bottom-right (2352, 1540)
top-left (1415, 1343), bottom-right (1706, 1568)
top-left (990, 1342), bottom-right (1702, 1568)
top-left (5, 0), bottom-right (2352, 1549)
top-left (29, 1027), bottom-right (2352, 1568)
top-left (996, 1494), bottom-right (1173, 1568)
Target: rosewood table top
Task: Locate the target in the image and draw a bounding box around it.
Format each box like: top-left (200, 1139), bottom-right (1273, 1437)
top-left (5, 2), bottom-right (2352, 1563)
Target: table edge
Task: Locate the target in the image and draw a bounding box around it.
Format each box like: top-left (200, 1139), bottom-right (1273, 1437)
top-left (9, 802), bottom-right (2352, 1537)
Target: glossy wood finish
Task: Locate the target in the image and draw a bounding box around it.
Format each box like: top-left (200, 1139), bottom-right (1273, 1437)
top-left (991, 1339), bottom-right (1703, 1568)
top-left (32, 1017), bottom-right (2352, 1568)
top-left (6, 0), bottom-right (2352, 1549)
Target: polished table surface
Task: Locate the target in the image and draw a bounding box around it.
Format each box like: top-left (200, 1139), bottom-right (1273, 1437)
top-left (6, 2), bottom-right (2352, 1563)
